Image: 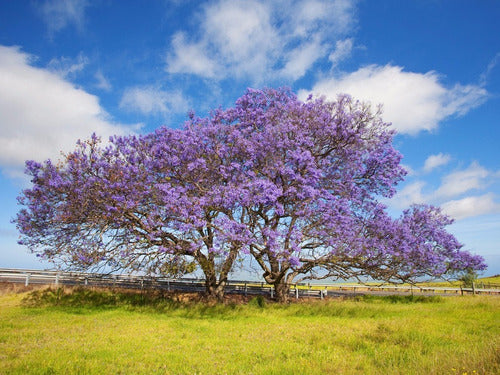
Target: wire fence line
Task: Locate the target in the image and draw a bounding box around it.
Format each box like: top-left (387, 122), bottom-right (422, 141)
top-left (1, 268), bottom-right (499, 298)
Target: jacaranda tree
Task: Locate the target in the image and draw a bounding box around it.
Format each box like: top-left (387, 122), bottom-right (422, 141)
top-left (16, 126), bottom-right (251, 300)
top-left (16, 88), bottom-right (486, 302)
top-left (201, 89), bottom-right (485, 301)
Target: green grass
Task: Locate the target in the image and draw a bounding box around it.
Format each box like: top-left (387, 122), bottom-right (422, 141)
top-left (413, 274), bottom-right (500, 288)
top-left (0, 287), bottom-right (499, 375)
top-left (477, 275), bottom-right (500, 284)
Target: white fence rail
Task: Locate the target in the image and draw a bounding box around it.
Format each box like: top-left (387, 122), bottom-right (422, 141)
top-left (1, 268), bottom-right (499, 298)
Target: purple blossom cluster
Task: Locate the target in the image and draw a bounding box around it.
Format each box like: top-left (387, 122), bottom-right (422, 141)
top-left (15, 88), bottom-right (486, 301)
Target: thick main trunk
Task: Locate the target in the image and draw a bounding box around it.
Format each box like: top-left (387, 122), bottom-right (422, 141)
top-left (273, 280), bottom-right (291, 303)
top-left (263, 267), bottom-right (296, 303)
top-left (196, 244), bottom-right (239, 303)
top-left (204, 274), bottom-right (226, 302)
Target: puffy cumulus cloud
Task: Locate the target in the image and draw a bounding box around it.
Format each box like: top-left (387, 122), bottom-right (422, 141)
top-left (203, 0), bottom-right (278, 79)
top-left (120, 86), bottom-right (190, 116)
top-left (389, 162), bottom-right (499, 220)
top-left (299, 65), bottom-right (487, 135)
top-left (435, 162), bottom-right (490, 199)
top-left (423, 153), bottom-right (451, 173)
top-left (441, 194), bottom-right (500, 221)
top-left (389, 181), bottom-right (428, 209)
top-left (166, 33), bottom-right (217, 78)
top-left (38, 0), bottom-right (89, 35)
top-left (165, 0), bottom-right (356, 82)
top-left (166, 1), bottom-right (276, 80)
top-left (0, 45), bottom-right (138, 177)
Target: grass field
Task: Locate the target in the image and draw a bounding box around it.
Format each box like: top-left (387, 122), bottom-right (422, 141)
top-left (413, 275), bottom-right (500, 288)
top-left (471, 275), bottom-right (500, 286)
top-left (290, 274), bottom-right (500, 289)
top-left (0, 286), bottom-right (498, 375)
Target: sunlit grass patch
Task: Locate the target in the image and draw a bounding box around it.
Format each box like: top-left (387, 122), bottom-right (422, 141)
top-left (360, 294), bottom-right (443, 303)
top-left (0, 287), bottom-right (498, 374)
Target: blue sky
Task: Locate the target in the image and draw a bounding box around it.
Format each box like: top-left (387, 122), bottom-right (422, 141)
top-left (1, 0), bottom-right (499, 276)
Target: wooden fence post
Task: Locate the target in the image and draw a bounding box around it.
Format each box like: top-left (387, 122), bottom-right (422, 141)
top-left (295, 285), bottom-right (299, 299)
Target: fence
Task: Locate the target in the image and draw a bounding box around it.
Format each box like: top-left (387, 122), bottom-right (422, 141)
top-left (1, 268), bottom-right (499, 298)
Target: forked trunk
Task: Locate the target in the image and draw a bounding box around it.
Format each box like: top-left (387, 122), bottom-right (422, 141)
top-left (206, 282), bottom-right (226, 302)
top-left (197, 244), bottom-right (239, 303)
top-left (273, 280), bottom-right (291, 303)
top-left (204, 274), bottom-right (226, 302)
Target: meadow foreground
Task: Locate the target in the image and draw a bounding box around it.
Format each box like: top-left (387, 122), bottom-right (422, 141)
top-left (0, 286), bottom-right (498, 374)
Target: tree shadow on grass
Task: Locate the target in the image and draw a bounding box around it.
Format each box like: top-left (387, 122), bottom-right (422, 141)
top-left (23, 287), bottom-right (187, 310)
top-left (20, 287), bottom-right (444, 320)
top-left (20, 287), bottom-right (251, 318)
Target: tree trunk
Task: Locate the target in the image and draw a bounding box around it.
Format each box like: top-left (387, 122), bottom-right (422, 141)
top-left (196, 244), bottom-right (239, 303)
top-left (205, 281), bottom-right (226, 302)
top-left (273, 280), bottom-right (291, 303)
top-left (204, 274), bottom-right (225, 302)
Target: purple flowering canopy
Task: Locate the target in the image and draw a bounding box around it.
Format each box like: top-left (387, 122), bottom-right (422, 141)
top-left (16, 88), bottom-right (486, 301)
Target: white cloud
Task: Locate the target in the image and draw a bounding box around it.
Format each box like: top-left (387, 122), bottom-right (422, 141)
top-left (38, 0), bottom-right (89, 35)
top-left (167, 0), bottom-right (277, 81)
top-left (47, 52), bottom-right (88, 78)
top-left (328, 38), bottom-right (353, 67)
top-left (203, 0), bottom-right (277, 78)
top-left (435, 162), bottom-right (489, 199)
top-left (400, 164), bottom-right (416, 177)
top-left (0, 45), bottom-right (138, 176)
top-left (423, 153), bottom-right (451, 173)
top-left (390, 181), bottom-right (428, 209)
top-left (479, 52), bottom-right (500, 86)
top-left (299, 65), bottom-right (487, 135)
top-left (288, 0), bottom-right (355, 37)
top-left (281, 37), bottom-right (325, 80)
top-left (442, 83), bottom-right (489, 117)
top-left (95, 70), bottom-right (111, 91)
top-left (165, 0), bottom-right (356, 82)
top-left (120, 86), bottom-right (190, 116)
top-left (166, 33), bottom-right (217, 78)
top-left (389, 162), bottom-right (499, 221)
top-left (441, 194), bottom-right (500, 221)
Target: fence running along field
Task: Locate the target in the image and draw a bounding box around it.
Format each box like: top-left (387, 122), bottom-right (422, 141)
top-left (1, 268), bottom-right (499, 298)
